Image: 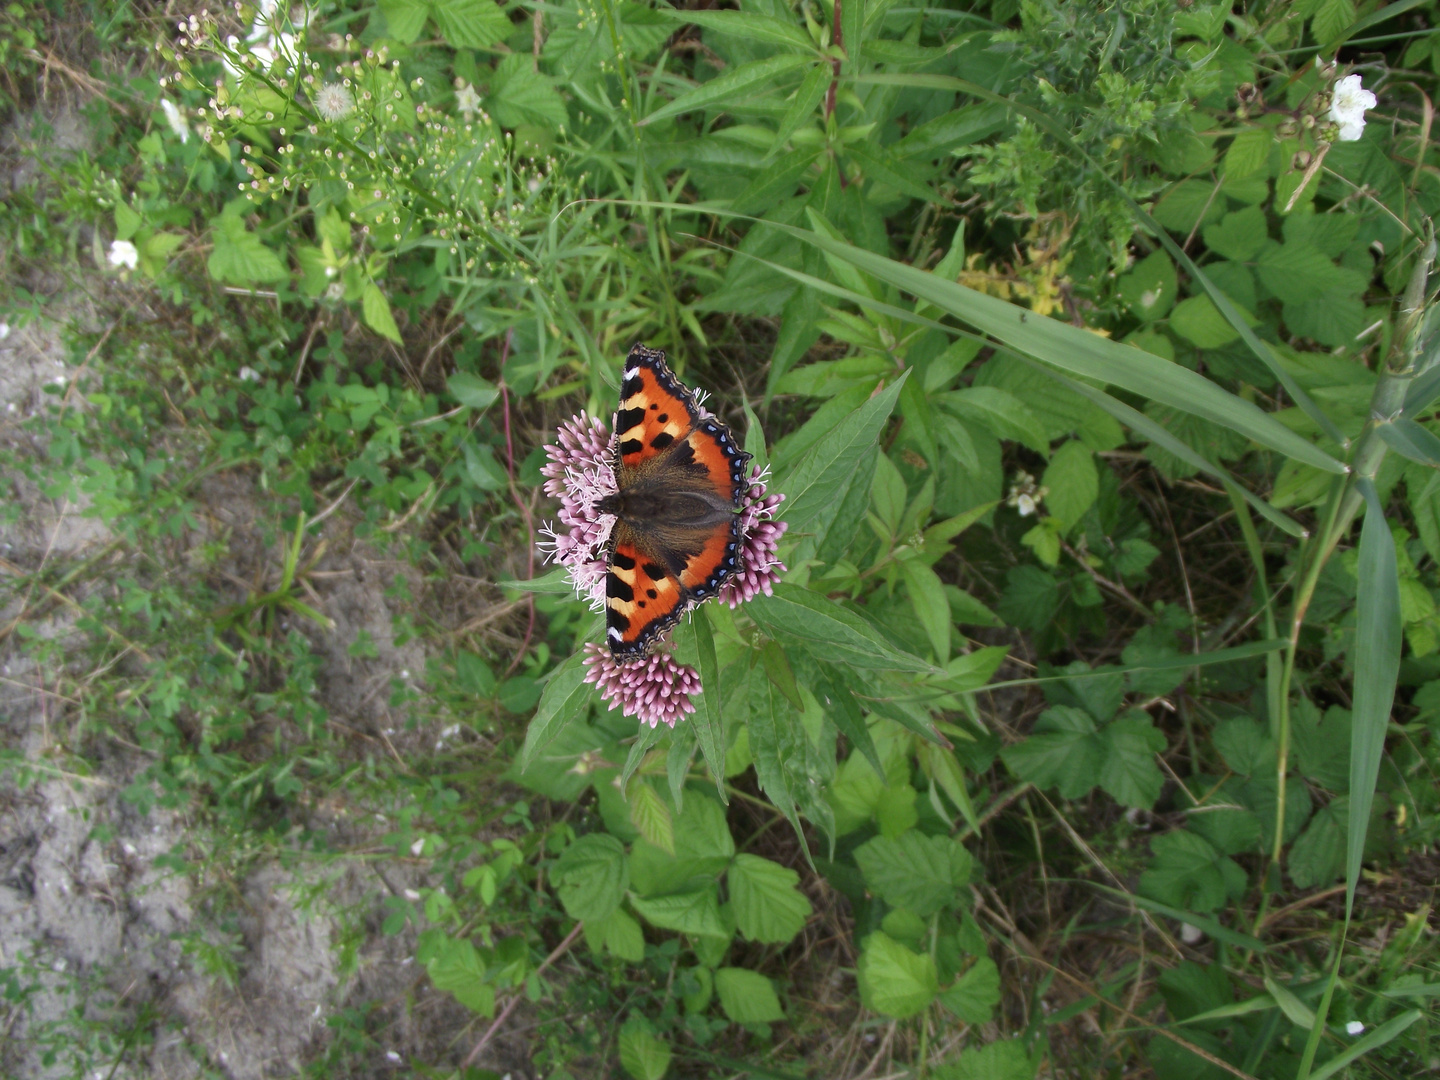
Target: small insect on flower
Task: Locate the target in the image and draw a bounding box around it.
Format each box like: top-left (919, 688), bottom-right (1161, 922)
top-left (315, 83), bottom-right (355, 122)
top-left (539, 344), bottom-right (788, 728)
top-left (107, 239), bottom-right (139, 271)
top-left (1328, 73), bottom-right (1377, 142)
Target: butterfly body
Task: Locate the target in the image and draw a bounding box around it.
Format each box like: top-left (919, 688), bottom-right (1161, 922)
top-left (601, 345), bottom-right (750, 657)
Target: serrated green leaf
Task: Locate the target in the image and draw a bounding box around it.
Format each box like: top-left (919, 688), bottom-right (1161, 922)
top-left (630, 888), bottom-right (728, 937)
top-left (1287, 798), bottom-right (1347, 889)
top-left (362, 283), bottom-right (403, 343)
top-left (939, 386), bottom-right (1049, 454)
top-left (629, 781), bottom-right (674, 855)
top-left (448, 371), bottom-right (500, 410)
top-left (425, 936), bottom-right (495, 1015)
top-left (999, 705), bottom-right (1102, 799)
top-left (553, 833), bottom-right (629, 922)
top-left (728, 854), bottom-right (812, 944)
top-left (377, 0), bottom-right (429, 41)
top-left (747, 583), bottom-right (933, 673)
top-left (934, 1039), bottom-right (1036, 1080)
top-left (208, 215), bottom-right (288, 284)
top-left (619, 1020), bottom-right (672, 1080)
top-left (715, 967), bottom-right (785, 1023)
top-left (1099, 712), bottom-right (1167, 808)
top-left (1202, 205), bottom-right (1269, 261)
top-left (1255, 242), bottom-right (1367, 306)
top-left (1041, 441), bottom-right (1098, 533)
top-left (519, 650), bottom-right (591, 768)
top-left (432, 0), bottom-right (510, 48)
top-left (1118, 250), bottom-right (1178, 321)
top-left (657, 7), bottom-right (816, 52)
top-left (489, 53), bottom-right (567, 131)
top-left (1223, 128), bottom-right (1272, 180)
top-left (1170, 295), bottom-right (1243, 348)
top-left (854, 830), bottom-right (968, 916)
top-left (1139, 829), bottom-right (1247, 914)
top-left (587, 907), bottom-right (646, 961)
top-left (858, 932), bottom-right (939, 1019)
top-left (939, 956), bottom-right (1000, 1023)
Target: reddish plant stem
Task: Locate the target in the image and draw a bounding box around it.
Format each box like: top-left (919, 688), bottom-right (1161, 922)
top-left (498, 328), bottom-right (536, 677)
top-left (461, 921), bottom-right (585, 1067)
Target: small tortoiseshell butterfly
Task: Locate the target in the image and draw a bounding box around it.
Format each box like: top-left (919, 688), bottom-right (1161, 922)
top-left (597, 344), bottom-right (751, 656)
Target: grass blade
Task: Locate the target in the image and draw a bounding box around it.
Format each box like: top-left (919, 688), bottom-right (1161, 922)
top-left (638, 54), bottom-right (814, 127)
top-left (1307, 1009), bottom-right (1423, 1080)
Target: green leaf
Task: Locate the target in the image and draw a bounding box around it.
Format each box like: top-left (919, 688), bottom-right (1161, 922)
top-left (1118, 250), bottom-right (1178, 321)
top-left (728, 854), bottom-right (812, 944)
top-left (1378, 418), bottom-right (1440, 467)
top-left (377, 0), bottom-right (429, 42)
top-left (848, 142), bottom-right (947, 205)
top-left (767, 222), bottom-right (1344, 474)
top-left (891, 102), bottom-right (1009, 160)
top-left (588, 907), bottom-right (646, 961)
top-left (932, 1039), bottom-right (1036, 1080)
top-left (425, 936), bottom-right (495, 1015)
top-left (940, 387), bottom-right (1049, 454)
top-left (1255, 242), bottom-right (1367, 306)
top-left (113, 201), bottom-right (142, 241)
top-left (747, 582), bottom-right (933, 673)
top-left (854, 830), bottom-right (969, 916)
top-left (630, 888), bottom-right (728, 938)
top-left (208, 214), bottom-right (288, 284)
top-left (899, 558), bottom-right (951, 661)
top-left (1308, 1009), bottom-right (1423, 1080)
top-left (553, 833), bottom-right (629, 922)
top-left (1202, 206), bottom-right (1269, 261)
top-left (1170, 295), bottom-right (1242, 348)
top-left (781, 371), bottom-right (907, 540)
top-left (1098, 712), bottom-right (1167, 809)
top-left (732, 147), bottom-right (822, 215)
top-left (639, 54), bottom-right (814, 127)
top-left (772, 63), bottom-right (831, 152)
top-left (489, 53), bottom-right (567, 131)
top-left (1310, 0), bottom-right (1357, 46)
top-left (1139, 829), bottom-right (1247, 914)
top-left (432, 0), bottom-right (510, 48)
top-left (629, 782), bottom-right (675, 855)
top-left (1348, 480), bottom-right (1401, 919)
top-left (519, 650), bottom-right (591, 768)
top-left (448, 371), bottom-right (500, 410)
top-left (1287, 798), bottom-right (1347, 889)
top-left (619, 1020), bottom-right (672, 1080)
top-left (1223, 127), bottom-right (1272, 181)
top-left (1041, 441), bottom-right (1098, 533)
top-left (715, 967), bottom-right (785, 1024)
top-left (362, 283), bottom-right (403, 343)
top-left (939, 957), bottom-right (1000, 1024)
top-left (657, 7), bottom-right (816, 52)
top-left (675, 615), bottom-right (727, 796)
top-left (999, 706), bottom-right (1102, 799)
top-left (858, 932), bottom-right (940, 1019)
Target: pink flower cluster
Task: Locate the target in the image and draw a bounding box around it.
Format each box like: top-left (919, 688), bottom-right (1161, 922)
top-left (539, 412), bottom-right (787, 728)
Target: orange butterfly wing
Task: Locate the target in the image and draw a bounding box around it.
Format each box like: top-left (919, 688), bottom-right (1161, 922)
top-left (604, 346), bottom-right (750, 656)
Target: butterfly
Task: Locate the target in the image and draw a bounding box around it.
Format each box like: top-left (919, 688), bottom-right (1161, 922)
top-left (596, 344), bottom-right (751, 657)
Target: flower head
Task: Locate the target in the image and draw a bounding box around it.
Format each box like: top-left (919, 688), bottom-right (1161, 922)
top-left (1329, 74), bottom-right (1376, 142)
top-left (1006, 470), bottom-right (1047, 516)
top-left (108, 239), bottom-right (138, 271)
top-left (540, 410), bottom-right (788, 727)
top-left (160, 99), bottom-right (189, 143)
top-left (314, 83), bottom-right (354, 122)
top-left (582, 644), bottom-right (700, 728)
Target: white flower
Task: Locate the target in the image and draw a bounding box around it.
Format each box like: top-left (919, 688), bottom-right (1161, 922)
top-left (1345, 1021), bottom-right (1365, 1036)
top-left (455, 82), bottom-right (481, 117)
top-left (237, 365), bottom-right (261, 382)
top-left (1329, 74), bottom-right (1376, 142)
top-left (1016, 493), bottom-right (1037, 517)
top-left (160, 99), bottom-right (189, 143)
top-left (107, 239), bottom-right (138, 270)
top-left (314, 83), bottom-right (353, 122)
top-left (0, 322), bottom-right (10, 341)
top-left (403, 888), bottom-right (421, 901)
top-left (1180, 922), bottom-right (1205, 945)
top-left (385, 1051), bottom-right (402, 1063)
top-left (410, 837), bottom-right (425, 856)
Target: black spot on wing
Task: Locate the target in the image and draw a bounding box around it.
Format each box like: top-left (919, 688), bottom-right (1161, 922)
top-left (609, 610), bottom-right (631, 632)
top-left (608, 574), bottom-right (634, 603)
top-left (616, 406), bottom-right (644, 432)
top-left (646, 588), bottom-right (657, 599)
top-left (643, 562), bottom-right (667, 581)
top-left (619, 438), bottom-right (643, 457)
top-left (612, 549), bottom-right (636, 571)
top-left (621, 374), bottom-right (643, 399)
top-left (650, 432), bottom-right (675, 451)
top-left (657, 413), bottom-right (669, 424)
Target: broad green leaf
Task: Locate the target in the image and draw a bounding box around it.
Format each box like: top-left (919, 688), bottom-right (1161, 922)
top-left (781, 371), bottom-right (907, 540)
top-left (553, 833), bottom-right (629, 922)
top-left (519, 650), bottom-right (591, 768)
top-left (1170, 295), bottom-right (1242, 348)
top-left (933, 1039), bottom-right (1036, 1080)
top-left (853, 830), bottom-right (969, 916)
top-left (639, 54), bottom-right (814, 127)
top-left (899, 557), bottom-right (950, 661)
top-left (891, 102), bottom-right (1009, 160)
top-left (629, 781), bottom-right (674, 855)
top-left (1222, 128), bottom-right (1271, 180)
top-left (208, 214), bottom-right (287, 284)
top-left (848, 142), bottom-right (947, 205)
top-left (630, 888), bottom-right (728, 938)
top-left (1255, 242), bottom-right (1367, 306)
top-left (362, 283), bottom-right (403, 343)
top-left (747, 582), bottom-right (933, 673)
top-left (1041, 441), bottom-right (1098, 533)
top-left (1098, 712), bottom-right (1167, 809)
top-left (1118, 250), bottom-right (1178, 321)
top-left (675, 615), bottom-right (727, 797)
top-left (1139, 829), bottom-right (1247, 914)
top-left (489, 54), bottom-right (567, 131)
top-left (772, 63), bottom-right (831, 152)
top-left (1348, 480), bottom-right (1401, 919)
top-left (1287, 797), bottom-right (1346, 890)
top-left (377, 0), bottom-right (429, 42)
top-left (587, 907), bottom-right (646, 961)
top-left (999, 706), bottom-right (1102, 800)
top-left (432, 0), bottom-right (511, 48)
top-left (1311, 0), bottom-right (1357, 47)
top-left (938, 957), bottom-right (1000, 1024)
top-left (732, 148), bottom-right (822, 215)
top-left (1203, 206), bottom-right (1269, 261)
top-left (728, 854), bottom-right (812, 944)
top-left (657, 7), bottom-right (816, 52)
top-left (765, 222), bottom-right (1344, 474)
top-left (425, 936), bottom-right (495, 1014)
top-left (940, 386), bottom-right (1049, 454)
top-left (715, 967), bottom-right (785, 1023)
top-left (448, 371), bottom-right (500, 410)
top-left (619, 1020), bottom-right (672, 1080)
top-left (858, 932), bottom-right (939, 1019)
